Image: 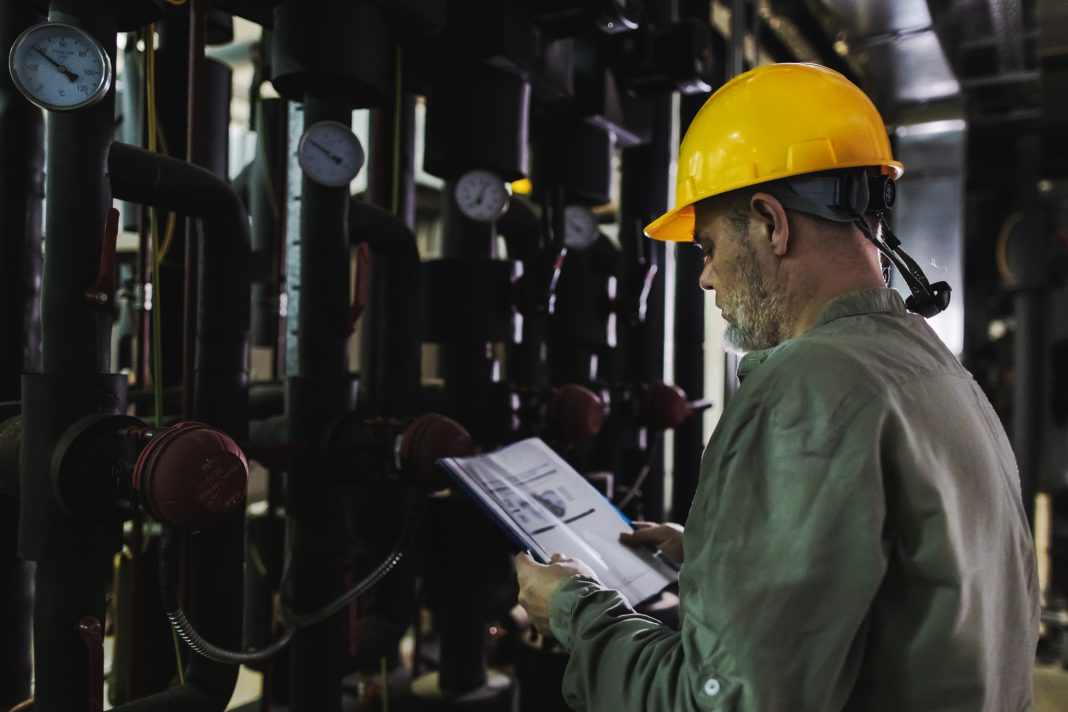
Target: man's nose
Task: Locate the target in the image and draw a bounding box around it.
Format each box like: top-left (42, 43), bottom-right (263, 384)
top-left (699, 265), bottom-right (714, 291)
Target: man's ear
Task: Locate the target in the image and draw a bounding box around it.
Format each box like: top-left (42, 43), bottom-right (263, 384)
top-left (750, 192), bottom-right (790, 257)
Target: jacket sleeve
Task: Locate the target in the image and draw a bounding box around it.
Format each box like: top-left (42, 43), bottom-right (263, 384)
top-left (549, 388), bottom-right (890, 711)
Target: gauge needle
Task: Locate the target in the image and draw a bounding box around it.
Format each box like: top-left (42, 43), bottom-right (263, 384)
top-left (308, 139), bottom-right (342, 164)
top-left (33, 46), bottom-right (79, 82)
top-left (475, 184), bottom-right (487, 205)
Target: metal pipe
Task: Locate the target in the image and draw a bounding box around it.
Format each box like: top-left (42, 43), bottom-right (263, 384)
top-left (350, 200), bottom-right (422, 417)
top-left (17, 4), bottom-right (119, 710)
top-left (616, 94), bottom-right (671, 521)
top-left (285, 89), bottom-right (354, 712)
top-left (1013, 291), bottom-right (1043, 527)
top-left (249, 99), bottom-right (287, 356)
top-left (671, 91), bottom-right (708, 520)
top-left (182, 0), bottom-right (207, 421)
top-left (108, 140), bottom-right (250, 711)
top-left (0, 0), bottom-right (44, 703)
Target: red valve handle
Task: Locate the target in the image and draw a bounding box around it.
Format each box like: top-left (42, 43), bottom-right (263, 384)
top-left (341, 242), bottom-right (373, 336)
top-left (84, 207), bottom-right (120, 305)
top-left (75, 616), bottom-right (104, 712)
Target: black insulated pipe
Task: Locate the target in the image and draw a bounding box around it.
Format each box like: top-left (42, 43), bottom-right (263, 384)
top-left (107, 140), bottom-right (250, 712)
top-left (285, 90), bottom-right (355, 712)
top-left (0, 1), bottom-right (43, 705)
top-left (18, 4), bottom-right (119, 711)
top-left (671, 91), bottom-right (709, 520)
top-left (249, 98), bottom-right (287, 358)
top-left (615, 93), bottom-right (671, 522)
top-left (350, 199), bottom-right (422, 418)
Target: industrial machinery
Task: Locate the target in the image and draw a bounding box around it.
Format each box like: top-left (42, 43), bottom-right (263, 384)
top-left (0, 1), bottom-right (1064, 711)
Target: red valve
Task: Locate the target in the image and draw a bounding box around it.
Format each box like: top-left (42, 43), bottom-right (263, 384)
top-left (131, 421), bottom-right (249, 532)
top-left (400, 414), bottom-right (474, 490)
top-left (645, 382), bottom-right (692, 431)
top-left (547, 384), bottom-right (605, 445)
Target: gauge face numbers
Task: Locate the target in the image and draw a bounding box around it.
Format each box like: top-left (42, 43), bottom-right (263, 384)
top-left (563, 204), bottom-right (599, 250)
top-left (9, 22), bottom-right (112, 112)
top-left (297, 120), bottom-right (365, 187)
top-left (455, 169), bottom-right (510, 223)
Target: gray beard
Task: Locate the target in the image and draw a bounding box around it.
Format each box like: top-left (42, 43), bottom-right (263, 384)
top-left (721, 254), bottom-right (792, 355)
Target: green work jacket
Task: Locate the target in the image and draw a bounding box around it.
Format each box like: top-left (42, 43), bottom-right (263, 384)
top-left (549, 288), bottom-right (1039, 711)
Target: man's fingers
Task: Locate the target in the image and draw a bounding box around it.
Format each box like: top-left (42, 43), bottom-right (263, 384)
top-left (620, 527), bottom-right (660, 545)
top-left (630, 521), bottom-right (654, 530)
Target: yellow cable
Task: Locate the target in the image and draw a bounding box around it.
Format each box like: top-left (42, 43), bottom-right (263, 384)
top-left (146, 29), bottom-right (182, 686)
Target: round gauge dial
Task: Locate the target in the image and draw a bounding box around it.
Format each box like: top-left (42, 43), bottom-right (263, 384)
top-left (9, 22), bottom-right (113, 112)
top-left (297, 120), bottom-right (365, 187)
top-left (563, 204), bottom-right (599, 250)
top-left (454, 169), bottom-right (509, 223)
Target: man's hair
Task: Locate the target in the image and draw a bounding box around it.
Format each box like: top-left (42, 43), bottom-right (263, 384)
top-left (699, 185), bottom-right (763, 237)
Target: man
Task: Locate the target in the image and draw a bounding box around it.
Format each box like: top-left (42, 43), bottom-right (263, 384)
top-left (514, 63), bottom-right (1039, 710)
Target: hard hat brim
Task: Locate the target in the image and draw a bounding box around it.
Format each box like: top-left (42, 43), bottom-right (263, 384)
top-left (644, 204), bottom-right (695, 242)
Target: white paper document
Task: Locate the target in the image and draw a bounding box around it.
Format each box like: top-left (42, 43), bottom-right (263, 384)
top-left (438, 437), bottom-right (679, 606)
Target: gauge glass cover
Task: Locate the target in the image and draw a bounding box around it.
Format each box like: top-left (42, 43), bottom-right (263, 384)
top-left (9, 22), bottom-right (113, 112)
top-left (297, 120), bottom-right (365, 187)
top-left (563, 204), bottom-right (599, 250)
top-left (455, 169), bottom-right (509, 223)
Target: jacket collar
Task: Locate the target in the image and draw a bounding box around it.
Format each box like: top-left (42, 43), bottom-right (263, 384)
top-left (736, 289), bottom-right (906, 381)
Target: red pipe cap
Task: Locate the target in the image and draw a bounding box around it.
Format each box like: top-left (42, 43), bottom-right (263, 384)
top-left (547, 384), bottom-right (605, 445)
top-left (400, 413), bottom-right (474, 490)
top-left (133, 422), bottom-right (248, 533)
top-left (646, 382), bottom-right (692, 431)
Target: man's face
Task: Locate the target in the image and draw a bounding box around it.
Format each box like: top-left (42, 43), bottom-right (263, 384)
top-left (692, 201), bottom-right (791, 354)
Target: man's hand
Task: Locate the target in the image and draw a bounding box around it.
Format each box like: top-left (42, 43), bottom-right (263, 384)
top-left (619, 521), bottom-right (685, 565)
top-left (514, 552), bottom-right (598, 637)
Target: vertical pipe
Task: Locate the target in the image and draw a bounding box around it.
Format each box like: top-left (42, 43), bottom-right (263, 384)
top-left (182, 0), bottom-right (206, 420)
top-left (365, 84), bottom-right (421, 415)
top-left (20, 6), bottom-right (119, 709)
top-left (286, 89), bottom-right (354, 712)
top-left (250, 98), bottom-right (287, 353)
top-left (1013, 292), bottom-right (1043, 527)
top-left (730, 0), bottom-right (747, 77)
top-left (0, 1), bottom-right (44, 704)
top-left (618, 94), bottom-right (671, 521)
top-left (671, 92), bottom-right (708, 520)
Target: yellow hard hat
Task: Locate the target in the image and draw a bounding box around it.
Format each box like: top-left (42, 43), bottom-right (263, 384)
top-left (644, 63), bottom-right (904, 242)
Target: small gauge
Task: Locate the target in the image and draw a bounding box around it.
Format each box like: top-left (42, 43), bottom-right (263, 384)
top-left (563, 204), bottom-right (599, 250)
top-left (9, 22), bottom-right (113, 112)
top-left (455, 169), bottom-right (509, 223)
top-left (297, 120), bottom-right (365, 187)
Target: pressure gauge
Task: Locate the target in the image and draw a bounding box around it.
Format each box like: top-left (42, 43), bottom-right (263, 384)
top-left (563, 204), bottom-right (599, 250)
top-left (454, 169), bottom-right (509, 223)
top-left (296, 120), bottom-right (365, 187)
top-left (8, 22), bottom-right (113, 112)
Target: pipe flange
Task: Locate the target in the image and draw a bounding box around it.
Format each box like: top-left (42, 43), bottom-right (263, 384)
top-left (50, 413), bottom-right (145, 524)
